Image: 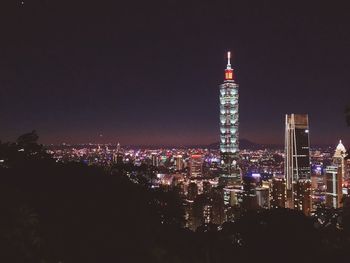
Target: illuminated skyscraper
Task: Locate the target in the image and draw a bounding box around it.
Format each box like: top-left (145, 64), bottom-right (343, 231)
top-left (285, 114), bottom-right (311, 188)
top-left (219, 51), bottom-right (240, 185)
top-left (333, 140), bottom-right (347, 181)
top-left (325, 140), bottom-right (347, 208)
top-left (284, 114), bottom-right (311, 212)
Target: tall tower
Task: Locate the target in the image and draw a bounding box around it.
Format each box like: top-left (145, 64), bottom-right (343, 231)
top-left (219, 51), bottom-right (240, 185)
top-left (284, 114), bottom-right (311, 214)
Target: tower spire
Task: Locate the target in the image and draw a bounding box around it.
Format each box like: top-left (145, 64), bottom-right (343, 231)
top-left (227, 51), bottom-right (231, 69)
top-left (224, 51), bottom-right (234, 80)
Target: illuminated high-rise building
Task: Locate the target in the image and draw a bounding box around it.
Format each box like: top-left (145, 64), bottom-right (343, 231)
top-left (190, 154), bottom-right (203, 177)
top-left (333, 140), bottom-right (347, 181)
top-left (325, 140), bottom-right (347, 209)
top-left (284, 114), bottom-right (311, 213)
top-left (151, 153), bottom-right (159, 167)
top-left (270, 177), bottom-right (286, 209)
top-left (293, 179), bottom-right (312, 216)
top-left (175, 155), bottom-right (184, 171)
top-left (325, 166), bottom-right (342, 209)
top-left (219, 51), bottom-right (240, 185)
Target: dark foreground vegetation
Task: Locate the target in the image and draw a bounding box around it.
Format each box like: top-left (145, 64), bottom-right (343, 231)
top-left (1, 131), bottom-right (350, 263)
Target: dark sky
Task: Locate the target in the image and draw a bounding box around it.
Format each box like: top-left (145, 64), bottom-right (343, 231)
top-left (1, 0), bottom-right (350, 146)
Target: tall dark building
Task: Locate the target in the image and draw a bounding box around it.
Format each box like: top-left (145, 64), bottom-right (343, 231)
top-left (284, 114), bottom-right (311, 213)
top-left (219, 51), bottom-right (240, 185)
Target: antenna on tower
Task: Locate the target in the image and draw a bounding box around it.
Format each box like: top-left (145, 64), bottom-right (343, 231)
top-left (227, 51), bottom-right (231, 69)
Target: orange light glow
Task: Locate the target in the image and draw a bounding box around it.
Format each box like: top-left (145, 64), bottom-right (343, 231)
top-left (225, 69), bottom-right (233, 80)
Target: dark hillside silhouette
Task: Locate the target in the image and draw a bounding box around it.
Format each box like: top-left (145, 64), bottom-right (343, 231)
top-left (1, 132), bottom-right (350, 263)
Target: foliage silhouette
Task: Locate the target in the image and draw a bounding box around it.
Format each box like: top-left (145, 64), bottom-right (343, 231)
top-left (1, 133), bottom-right (350, 262)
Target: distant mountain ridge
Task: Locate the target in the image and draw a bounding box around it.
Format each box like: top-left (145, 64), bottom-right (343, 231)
top-left (47, 139), bottom-right (338, 151)
top-left (207, 139), bottom-right (283, 150)
top-left (46, 139), bottom-right (284, 150)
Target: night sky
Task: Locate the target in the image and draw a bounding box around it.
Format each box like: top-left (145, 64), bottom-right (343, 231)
top-left (1, 0), bottom-right (350, 146)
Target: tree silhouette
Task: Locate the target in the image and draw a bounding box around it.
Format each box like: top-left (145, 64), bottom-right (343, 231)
top-left (1, 132), bottom-right (350, 263)
top-left (0, 131), bottom-right (52, 169)
top-left (0, 133), bottom-right (188, 262)
top-left (0, 184), bottom-right (41, 263)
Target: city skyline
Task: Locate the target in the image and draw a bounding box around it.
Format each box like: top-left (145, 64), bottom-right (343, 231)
top-left (2, 2), bottom-right (350, 262)
top-left (1, 1), bottom-right (350, 146)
